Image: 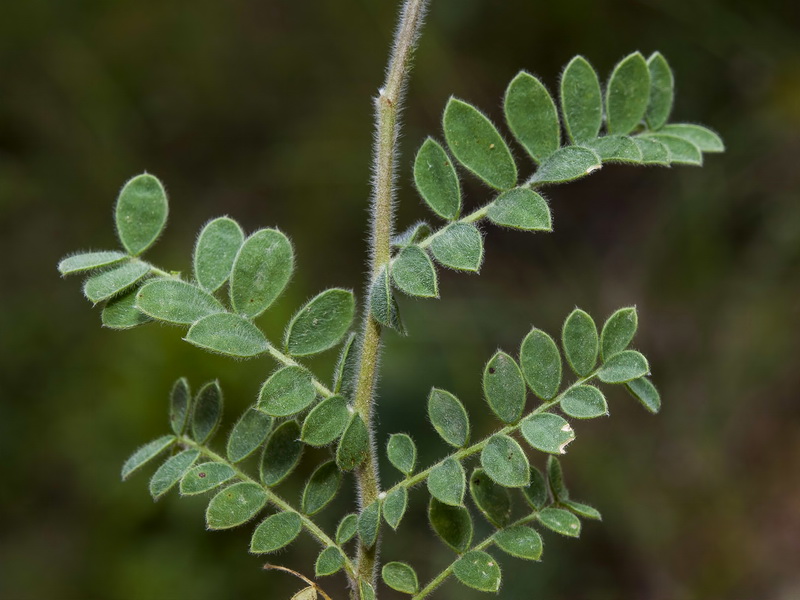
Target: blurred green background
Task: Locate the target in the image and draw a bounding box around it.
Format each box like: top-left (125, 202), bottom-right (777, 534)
top-left (2, 0), bottom-right (799, 598)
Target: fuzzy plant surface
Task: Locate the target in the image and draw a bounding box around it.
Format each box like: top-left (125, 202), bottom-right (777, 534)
top-left (57, 1), bottom-right (723, 598)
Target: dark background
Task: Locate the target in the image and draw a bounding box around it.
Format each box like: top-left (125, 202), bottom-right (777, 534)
top-left (1, 0), bottom-right (799, 599)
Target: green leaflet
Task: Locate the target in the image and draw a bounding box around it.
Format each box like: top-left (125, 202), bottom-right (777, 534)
top-left (600, 307), bottom-right (638, 360)
top-left (391, 245), bottom-right (439, 298)
top-left (227, 407), bottom-right (273, 463)
top-left (483, 350), bottom-right (527, 424)
top-left (487, 188), bottom-right (552, 232)
top-left (547, 455), bottom-right (568, 501)
top-left (537, 507), bottom-right (581, 537)
top-left (315, 546), bottom-right (345, 577)
top-left (606, 52), bottom-right (650, 135)
top-left (58, 250), bottom-right (127, 275)
top-left (169, 378), bottom-right (191, 436)
top-left (250, 511), bottom-right (302, 553)
top-left (193, 217), bottom-right (245, 292)
top-left (563, 499), bottom-right (602, 521)
top-left (443, 97), bottom-right (517, 190)
top-left (336, 413), bottom-right (369, 471)
top-left (645, 52), bottom-right (674, 130)
top-left (135, 279), bottom-right (224, 325)
top-left (427, 457), bottom-right (466, 506)
top-left (387, 433), bottom-right (417, 476)
top-left (626, 376), bottom-right (661, 414)
top-left (392, 221), bottom-right (433, 248)
top-left (301, 395), bottom-right (349, 447)
top-left (504, 71), bottom-right (560, 163)
top-left (333, 332), bottom-right (358, 396)
top-left (428, 388), bottom-right (470, 447)
top-left (257, 366), bottom-right (316, 417)
top-left (336, 513), bottom-right (358, 544)
top-left (121, 435), bottom-right (175, 480)
top-left (561, 385), bottom-right (608, 419)
top-left (102, 290), bottom-right (150, 330)
top-left (469, 468), bottom-right (512, 528)
top-left (453, 550), bottom-right (501, 593)
top-left (149, 449), bottom-right (200, 500)
top-left (562, 309), bottom-right (599, 376)
top-left (260, 420), bottom-right (303, 486)
top-left (357, 500), bottom-right (381, 548)
top-left (633, 137), bottom-right (671, 165)
top-left (83, 261), bottom-right (151, 303)
top-left (528, 146), bottom-right (602, 186)
top-left (230, 228), bottom-right (294, 318)
top-left (359, 581), bottom-right (376, 600)
top-left (115, 174), bottom-right (168, 256)
top-left (645, 134), bottom-right (702, 165)
top-left (494, 525), bottom-right (543, 561)
top-left (302, 461), bottom-right (341, 515)
top-left (370, 266), bottom-right (405, 334)
top-left (191, 380), bottom-right (223, 444)
top-left (522, 466), bottom-right (549, 510)
top-left (382, 562), bottom-right (419, 595)
top-left (428, 498), bottom-right (473, 552)
top-left (660, 124), bottom-right (725, 152)
top-left (598, 350), bottom-right (649, 383)
top-left (285, 288), bottom-right (355, 356)
top-left (180, 462), bottom-right (235, 495)
top-left (581, 135), bottom-right (643, 163)
top-left (520, 413), bottom-right (576, 455)
top-left (560, 56), bottom-right (603, 143)
top-left (480, 434), bottom-right (530, 488)
top-left (185, 312), bottom-right (269, 358)
top-left (519, 328), bottom-right (562, 400)
top-left (429, 222), bottom-right (483, 272)
top-left (413, 137), bottom-right (462, 220)
top-left (383, 486), bottom-right (408, 530)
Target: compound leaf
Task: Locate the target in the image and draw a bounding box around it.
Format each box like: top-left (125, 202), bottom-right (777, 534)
top-left (560, 56), bottom-right (603, 143)
top-left (102, 290), bottom-right (151, 330)
top-left (301, 395), bottom-right (349, 447)
top-left (428, 498), bottom-right (473, 553)
top-left (83, 261), bottom-right (150, 303)
top-left (529, 146), bottom-right (602, 185)
top-left (180, 462), bottom-right (235, 496)
top-left (453, 550), bottom-right (501, 592)
top-left (382, 562), bottom-right (419, 595)
top-left (487, 188), bottom-right (552, 232)
top-left (358, 500), bottom-right (381, 548)
top-left (260, 420), bottom-right (303, 486)
top-left (315, 547), bottom-right (345, 577)
top-left (230, 228), bottom-right (293, 318)
top-left (336, 414), bottom-right (369, 471)
top-left (660, 124), bottom-right (724, 153)
top-left (469, 468), bottom-right (512, 528)
top-left (562, 309), bottom-right (599, 376)
top-left (58, 250), bottom-right (127, 275)
top-left (561, 385), bottom-right (608, 419)
top-left (443, 97), bottom-right (517, 190)
top-left (115, 174), bottom-right (168, 256)
top-left (413, 137), bottom-right (462, 220)
top-left (606, 52), bottom-right (650, 135)
top-left (302, 461), bottom-right (341, 515)
top-left (520, 413), bottom-right (575, 455)
top-left (598, 350), bottom-right (649, 383)
top-left (428, 388), bottom-right (470, 448)
top-left (392, 245), bottom-right (438, 298)
top-left (626, 376), bottom-right (661, 414)
top-left (429, 222), bottom-right (483, 272)
top-left (494, 525), bottom-right (543, 561)
top-left (192, 380), bottom-right (223, 444)
top-left (504, 71), bottom-right (560, 163)
top-left (250, 511), bottom-right (302, 553)
top-left (428, 458), bottom-right (466, 506)
top-left (645, 52), bottom-right (674, 130)
top-left (481, 434), bottom-right (530, 488)
top-left (185, 312), bottom-right (269, 358)
top-left (600, 307), bottom-right (638, 360)
top-left (370, 266), bottom-right (404, 334)
top-left (136, 279), bottom-right (224, 325)
top-left (519, 328), bottom-right (562, 400)
top-left (121, 435), bottom-right (175, 480)
top-left (149, 449), bottom-right (199, 500)
top-left (257, 366), bottom-right (316, 418)
top-left (383, 486), bottom-right (408, 530)
top-left (193, 217), bottom-right (245, 292)
top-left (522, 466), bottom-right (548, 510)
top-left (227, 407), bottom-right (273, 463)
top-left (483, 351), bottom-right (526, 424)
top-left (537, 507), bottom-right (581, 537)
top-left (285, 288), bottom-right (355, 356)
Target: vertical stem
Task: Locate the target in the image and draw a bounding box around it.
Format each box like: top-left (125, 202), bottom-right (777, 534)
top-left (351, 0), bottom-right (430, 596)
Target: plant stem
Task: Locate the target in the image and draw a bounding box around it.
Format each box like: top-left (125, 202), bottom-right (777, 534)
top-left (352, 0), bottom-right (430, 596)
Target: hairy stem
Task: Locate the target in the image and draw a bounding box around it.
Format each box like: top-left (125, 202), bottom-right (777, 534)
top-left (352, 0), bottom-right (430, 596)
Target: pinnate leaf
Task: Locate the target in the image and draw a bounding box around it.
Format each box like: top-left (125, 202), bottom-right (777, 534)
top-left (58, 251), bottom-right (127, 275)
top-left (383, 487), bottom-right (408, 530)
top-left (469, 468), bottom-right (512, 528)
top-left (645, 52), bottom-right (674, 130)
top-left (260, 420), bottom-right (303, 486)
top-left (83, 261), bottom-right (150, 303)
top-left (600, 307), bottom-right (638, 359)
top-left (429, 222), bottom-right (484, 272)
top-left (428, 388), bottom-right (470, 447)
top-left (606, 52), bottom-right (650, 135)
top-left (250, 511), bottom-right (302, 553)
top-left (185, 313), bottom-right (269, 358)
top-left (301, 395), bottom-right (349, 447)
top-left (537, 507), bottom-right (581, 537)
top-left (392, 245), bottom-right (439, 298)
top-left (428, 498), bottom-right (473, 552)
top-left (413, 138), bottom-right (461, 220)
top-left (382, 562), bottom-right (419, 595)
top-left (115, 174), bottom-right (168, 256)
top-left (257, 366), bottom-right (316, 417)
top-left (560, 385), bottom-right (608, 419)
top-left (149, 449), bottom-right (199, 499)
top-left (453, 550), bottom-right (501, 592)
top-left (336, 414), bottom-right (369, 471)
top-left (562, 309), bottom-right (599, 376)
top-left (494, 525), bottom-right (543, 561)
top-left (504, 71), bottom-right (560, 163)
top-left (521, 413), bottom-right (575, 455)
top-left (285, 288), bottom-right (355, 356)
top-left (481, 434), bottom-right (530, 488)
top-left (488, 188), bottom-right (551, 232)
top-left (443, 97), bottom-right (517, 190)
top-left (230, 228), bottom-right (293, 318)
top-left (387, 433), bottom-right (417, 476)
top-left (560, 56), bottom-right (603, 143)
top-left (529, 146), bottom-right (602, 185)
top-left (626, 376), bottom-right (661, 414)
top-left (135, 279), bottom-right (224, 325)
top-left (180, 462), bottom-right (235, 495)
top-left (102, 290), bottom-right (151, 330)
top-left (191, 380), bottom-right (223, 444)
top-left (227, 407), bottom-right (273, 463)
top-left (520, 328), bottom-right (562, 400)
top-left (598, 350), bottom-right (649, 383)
top-left (315, 547), bottom-right (345, 577)
top-left (121, 435), bottom-right (175, 480)
top-left (483, 351), bottom-right (526, 424)
top-left (193, 217), bottom-right (245, 292)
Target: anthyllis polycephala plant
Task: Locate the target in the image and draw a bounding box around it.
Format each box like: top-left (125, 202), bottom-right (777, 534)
top-left (57, 1), bottom-right (723, 598)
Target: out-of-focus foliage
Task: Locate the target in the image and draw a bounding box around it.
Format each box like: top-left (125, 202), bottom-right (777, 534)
top-left (1, 0), bottom-right (799, 599)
